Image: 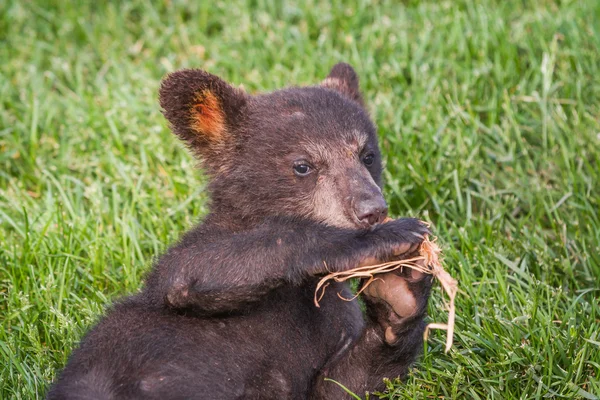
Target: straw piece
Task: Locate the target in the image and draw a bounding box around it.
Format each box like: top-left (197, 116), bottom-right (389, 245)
top-left (314, 236), bottom-right (458, 353)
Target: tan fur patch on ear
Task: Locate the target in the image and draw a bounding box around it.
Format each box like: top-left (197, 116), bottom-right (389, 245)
top-left (321, 77), bottom-right (344, 91)
top-left (189, 90), bottom-right (226, 142)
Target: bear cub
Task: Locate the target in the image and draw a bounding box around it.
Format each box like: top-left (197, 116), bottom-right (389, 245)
top-left (47, 63), bottom-right (432, 400)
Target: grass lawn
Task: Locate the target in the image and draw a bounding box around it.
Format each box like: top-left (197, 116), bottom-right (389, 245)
top-left (1, 0), bottom-right (599, 398)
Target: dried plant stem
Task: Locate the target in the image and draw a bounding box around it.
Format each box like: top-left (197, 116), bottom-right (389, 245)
top-left (314, 237), bottom-right (458, 353)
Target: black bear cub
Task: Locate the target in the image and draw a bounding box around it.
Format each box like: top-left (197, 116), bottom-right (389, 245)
top-left (47, 63), bottom-right (432, 400)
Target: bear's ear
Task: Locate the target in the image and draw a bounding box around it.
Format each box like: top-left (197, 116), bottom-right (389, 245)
top-left (159, 69), bottom-right (247, 164)
top-left (321, 63), bottom-right (364, 107)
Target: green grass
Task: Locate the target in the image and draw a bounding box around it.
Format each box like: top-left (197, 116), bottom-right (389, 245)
top-left (1, 0), bottom-right (599, 398)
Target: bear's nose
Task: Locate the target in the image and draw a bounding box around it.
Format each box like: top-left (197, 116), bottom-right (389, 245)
top-left (354, 197), bottom-right (388, 227)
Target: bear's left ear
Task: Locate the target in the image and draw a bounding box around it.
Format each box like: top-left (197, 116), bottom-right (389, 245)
top-left (321, 63), bottom-right (364, 107)
top-left (159, 69), bottom-right (247, 165)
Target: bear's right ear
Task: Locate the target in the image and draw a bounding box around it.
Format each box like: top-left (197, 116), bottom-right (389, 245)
top-left (159, 69), bottom-right (247, 165)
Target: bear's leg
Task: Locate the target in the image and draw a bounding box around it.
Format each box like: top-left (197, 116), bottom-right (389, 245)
top-left (144, 217), bottom-right (428, 316)
top-left (311, 263), bottom-right (432, 398)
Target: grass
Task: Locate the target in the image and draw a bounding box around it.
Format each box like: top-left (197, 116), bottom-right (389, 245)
top-left (1, 0), bottom-right (599, 398)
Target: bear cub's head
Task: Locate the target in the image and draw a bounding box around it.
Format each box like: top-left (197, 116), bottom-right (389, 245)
top-left (160, 63), bottom-right (387, 230)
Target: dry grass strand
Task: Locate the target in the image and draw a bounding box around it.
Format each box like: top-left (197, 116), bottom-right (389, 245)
top-left (314, 236), bottom-right (458, 353)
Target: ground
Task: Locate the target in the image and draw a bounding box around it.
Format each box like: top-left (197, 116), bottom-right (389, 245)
top-left (0, 0), bottom-right (599, 398)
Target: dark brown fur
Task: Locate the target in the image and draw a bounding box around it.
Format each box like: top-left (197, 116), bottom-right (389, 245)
top-left (47, 63), bottom-right (432, 400)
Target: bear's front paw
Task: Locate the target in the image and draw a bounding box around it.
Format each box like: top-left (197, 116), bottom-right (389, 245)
top-left (345, 218), bottom-right (430, 272)
top-left (361, 258), bottom-right (433, 345)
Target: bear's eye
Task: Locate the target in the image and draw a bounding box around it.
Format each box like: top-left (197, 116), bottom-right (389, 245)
top-left (363, 153), bottom-right (375, 166)
top-left (293, 163), bottom-right (312, 176)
